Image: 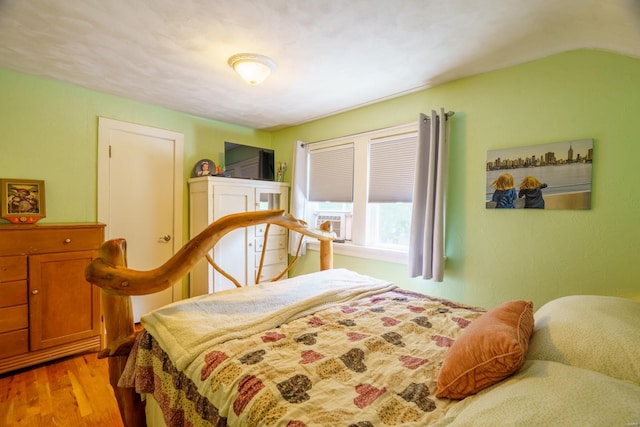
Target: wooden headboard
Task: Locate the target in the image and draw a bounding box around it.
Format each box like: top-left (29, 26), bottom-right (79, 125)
top-left (85, 210), bottom-right (335, 427)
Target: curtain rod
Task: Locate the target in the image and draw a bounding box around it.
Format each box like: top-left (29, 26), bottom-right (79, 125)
top-left (301, 111), bottom-right (455, 147)
top-left (425, 111), bottom-right (455, 119)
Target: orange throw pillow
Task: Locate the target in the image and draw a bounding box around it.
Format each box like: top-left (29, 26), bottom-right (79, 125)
top-left (436, 300), bottom-right (534, 399)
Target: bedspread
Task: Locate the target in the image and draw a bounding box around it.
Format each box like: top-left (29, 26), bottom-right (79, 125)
top-left (128, 270), bottom-right (485, 426)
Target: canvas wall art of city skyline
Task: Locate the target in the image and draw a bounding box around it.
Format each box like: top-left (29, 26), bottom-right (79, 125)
top-left (486, 139), bottom-right (593, 210)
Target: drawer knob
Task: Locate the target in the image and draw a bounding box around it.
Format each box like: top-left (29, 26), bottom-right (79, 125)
top-left (32, 289), bottom-right (39, 295)
top-left (64, 238), bottom-right (72, 243)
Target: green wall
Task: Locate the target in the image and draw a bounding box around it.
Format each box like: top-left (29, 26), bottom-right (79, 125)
top-left (273, 49), bottom-right (640, 309)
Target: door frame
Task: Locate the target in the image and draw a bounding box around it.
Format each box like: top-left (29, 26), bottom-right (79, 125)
top-left (97, 117), bottom-right (184, 302)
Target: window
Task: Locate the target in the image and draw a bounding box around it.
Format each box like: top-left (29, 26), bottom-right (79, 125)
top-left (305, 122), bottom-right (418, 262)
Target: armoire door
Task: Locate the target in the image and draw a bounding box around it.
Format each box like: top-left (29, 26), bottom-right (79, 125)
top-left (212, 184), bottom-right (253, 291)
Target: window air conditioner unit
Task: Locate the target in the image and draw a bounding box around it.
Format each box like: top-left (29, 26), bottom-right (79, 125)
top-left (314, 213), bottom-right (347, 241)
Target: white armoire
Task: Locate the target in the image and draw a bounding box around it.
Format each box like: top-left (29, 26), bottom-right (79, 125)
top-left (188, 176), bottom-right (289, 297)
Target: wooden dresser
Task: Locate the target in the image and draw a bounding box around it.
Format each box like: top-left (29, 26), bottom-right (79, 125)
top-left (0, 223), bottom-right (104, 374)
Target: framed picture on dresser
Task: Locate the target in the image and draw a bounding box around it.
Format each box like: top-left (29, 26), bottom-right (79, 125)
top-left (1, 178), bottom-right (46, 224)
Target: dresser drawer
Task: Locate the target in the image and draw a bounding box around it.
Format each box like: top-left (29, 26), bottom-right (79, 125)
top-left (255, 263), bottom-right (288, 283)
top-left (0, 255), bottom-right (27, 281)
top-left (0, 305), bottom-right (28, 333)
top-left (254, 235), bottom-right (287, 252)
top-left (0, 225), bottom-right (104, 256)
top-left (255, 224), bottom-right (286, 236)
top-left (0, 329), bottom-right (29, 358)
top-left (255, 249), bottom-right (287, 267)
top-left (0, 281), bottom-right (27, 308)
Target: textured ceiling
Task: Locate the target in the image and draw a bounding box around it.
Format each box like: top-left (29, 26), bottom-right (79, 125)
top-left (1, 0), bottom-right (639, 130)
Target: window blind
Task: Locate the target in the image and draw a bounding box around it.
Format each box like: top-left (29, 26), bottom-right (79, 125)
top-left (368, 132), bottom-right (418, 203)
top-left (308, 143), bottom-right (354, 202)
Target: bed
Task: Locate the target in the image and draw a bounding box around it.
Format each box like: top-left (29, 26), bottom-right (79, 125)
top-left (86, 210), bottom-right (640, 427)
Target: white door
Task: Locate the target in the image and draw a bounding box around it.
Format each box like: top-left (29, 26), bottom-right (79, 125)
top-left (97, 118), bottom-right (183, 321)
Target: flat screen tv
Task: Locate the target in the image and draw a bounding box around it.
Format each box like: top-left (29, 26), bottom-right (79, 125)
top-left (224, 142), bottom-right (275, 181)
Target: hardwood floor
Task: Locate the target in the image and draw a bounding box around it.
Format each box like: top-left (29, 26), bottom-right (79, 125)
top-left (0, 352), bottom-right (124, 426)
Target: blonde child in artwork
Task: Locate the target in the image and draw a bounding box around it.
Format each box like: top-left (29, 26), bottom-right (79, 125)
top-left (491, 173), bottom-right (517, 208)
top-left (519, 176), bottom-right (548, 208)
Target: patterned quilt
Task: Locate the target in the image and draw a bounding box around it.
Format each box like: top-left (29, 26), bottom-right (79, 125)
top-left (129, 278), bottom-right (484, 426)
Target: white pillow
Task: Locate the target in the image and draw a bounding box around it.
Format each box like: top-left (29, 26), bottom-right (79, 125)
top-left (526, 295), bottom-right (640, 384)
top-left (434, 360), bottom-right (640, 426)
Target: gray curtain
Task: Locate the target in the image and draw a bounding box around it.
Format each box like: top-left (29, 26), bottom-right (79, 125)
top-left (408, 109), bottom-right (449, 281)
top-left (288, 141), bottom-right (309, 255)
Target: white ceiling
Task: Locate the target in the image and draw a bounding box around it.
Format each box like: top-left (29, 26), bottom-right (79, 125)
top-left (1, 0), bottom-right (639, 130)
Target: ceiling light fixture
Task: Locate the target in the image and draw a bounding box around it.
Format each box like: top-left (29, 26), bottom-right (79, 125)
top-left (228, 53), bottom-right (277, 86)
